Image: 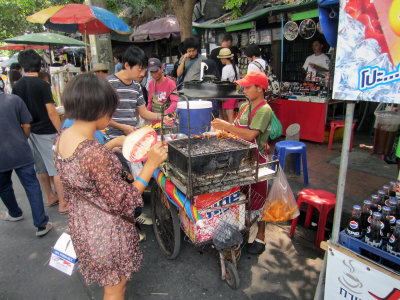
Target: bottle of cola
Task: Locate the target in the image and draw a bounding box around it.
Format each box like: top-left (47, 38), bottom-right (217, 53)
top-left (361, 200), bottom-right (372, 231)
top-left (387, 220), bottom-right (400, 256)
top-left (389, 181), bottom-right (397, 197)
top-left (383, 185), bottom-right (391, 205)
top-left (396, 195), bottom-right (400, 219)
top-left (371, 194), bottom-right (380, 213)
top-left (377, 190), bottom-right (386, 211)
top-left (381, 206), bottom-right (392, 241)
top-left (346, 205), bottom-right (362, 239)
top-left (365, 212), bottom-right (383, 248)
top-left (388, 199), bottom-right (398, 232)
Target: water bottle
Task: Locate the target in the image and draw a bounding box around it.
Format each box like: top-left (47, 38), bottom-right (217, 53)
top-left (365, 212), bottom-right (383, 248)
top-left (346, 205), bottom-right (362, 239)
top-left (387, 220), bottom-right (400, 257)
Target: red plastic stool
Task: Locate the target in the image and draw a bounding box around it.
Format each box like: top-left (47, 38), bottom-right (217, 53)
top-left (328, 120), bottom-right (356, 151)
top-left (290, 189), bottom-right (336, 249)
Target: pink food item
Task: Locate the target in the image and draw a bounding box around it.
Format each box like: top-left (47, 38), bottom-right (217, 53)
top-left (122, 127), bottom-right (158, 162)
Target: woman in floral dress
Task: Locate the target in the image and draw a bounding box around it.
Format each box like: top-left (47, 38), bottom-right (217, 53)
top-left (54, 73), bottom-right (167, 300)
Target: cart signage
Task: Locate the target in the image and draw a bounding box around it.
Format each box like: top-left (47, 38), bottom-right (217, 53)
top-left (333, 0), bottom-right (400, 103)
top-left (324, 246), bottom-right (400, 299)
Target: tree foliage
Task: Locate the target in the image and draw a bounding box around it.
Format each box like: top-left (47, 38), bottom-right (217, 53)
top-left (223, 0), bottom-right (248, 19)
top-left (0, 0), bottom-right (83, 41)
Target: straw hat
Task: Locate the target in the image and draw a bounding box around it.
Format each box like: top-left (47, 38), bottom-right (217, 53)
top-left (91, 62), bottom-right (109, 72)
top-left (217, 47), bottom-right (234, 59)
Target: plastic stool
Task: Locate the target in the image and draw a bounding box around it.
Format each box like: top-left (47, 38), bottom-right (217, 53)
top-left (273, 141), bottom-right (309, 185)
top-left (328, 120), bottom-right (356, 151)
top-left (290, 189), bottom-right (336, 249)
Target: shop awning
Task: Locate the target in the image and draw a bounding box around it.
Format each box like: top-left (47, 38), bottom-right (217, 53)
top-left (192, 0), bottom-right (318, 29)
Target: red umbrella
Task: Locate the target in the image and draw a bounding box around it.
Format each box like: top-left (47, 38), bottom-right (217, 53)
top-left (0, 44), bottom-right (49, 51)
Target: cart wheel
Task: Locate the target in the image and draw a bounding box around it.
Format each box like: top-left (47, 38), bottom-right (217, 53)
top-left (225, 260), bottom-right (240, 289)
top-left (151, 183), bottom-right (181, 259)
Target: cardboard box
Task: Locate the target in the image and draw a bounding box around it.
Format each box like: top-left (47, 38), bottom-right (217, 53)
top-left (180, 187), bottom-right (246, 244)
top-left (49, 233), bottom-right (77, 276)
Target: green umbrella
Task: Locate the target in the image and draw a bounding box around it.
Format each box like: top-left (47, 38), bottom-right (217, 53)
top-left (4, 32), bottom-right (85, 46)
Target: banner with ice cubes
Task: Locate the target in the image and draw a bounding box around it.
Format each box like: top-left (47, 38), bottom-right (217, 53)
top-left (333, 0), bottom-right (400, 103)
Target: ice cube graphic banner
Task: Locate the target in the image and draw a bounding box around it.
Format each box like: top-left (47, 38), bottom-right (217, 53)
top-left (324, 246), bottom-right (400, 299)
top-left (333, 0), bottom-right (400, 103)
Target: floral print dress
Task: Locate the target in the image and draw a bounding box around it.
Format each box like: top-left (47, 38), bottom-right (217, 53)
top-left (54, 139), bottom-right (143, 286)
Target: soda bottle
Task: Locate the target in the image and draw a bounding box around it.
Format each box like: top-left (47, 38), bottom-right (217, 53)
top-left (371, 194), bottom-right (380, 213)
top-left (396, 195), bottom-right (400, 219)
top-left (381, 206), bottom-right (392, 241)
top-left (389, 181), bottom-right (397, 197)
top-left (377, 190), bottom-right (386, 211)
top-left (360, 200), bottom-right (372, 231)
top-left (388, 199), bottom-right (398, 232)
top-left (346, 205), bottom-right (362, 239)
top-left (365, 212), bottom-right (383, 248)
top-left (383, 185), bottom-right (391, 206)
top-left (387, 220), bottom-right (400, 256)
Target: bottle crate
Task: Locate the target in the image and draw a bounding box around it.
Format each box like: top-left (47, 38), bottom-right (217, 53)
top-left (339, 230), bottom-right (400, 273)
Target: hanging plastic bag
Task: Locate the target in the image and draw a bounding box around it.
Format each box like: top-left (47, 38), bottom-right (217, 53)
top-left (269, 112), bottom-right (283, 140)
top-left (261, 166), bottom-right (299, 222)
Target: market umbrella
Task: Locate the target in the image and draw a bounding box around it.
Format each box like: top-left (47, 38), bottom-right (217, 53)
top-left (26, 4), bottom-right (130, 35)
top-left (4, 32), bottom-right (85, 46)
top-left (0, 44), bottom-right (49, 51)
top-left (131, 16), bottom-right (180, 41)
top-left (0, 56), bottom-right (18, 68)
top-left (27, 4), bottom-right (130, 68)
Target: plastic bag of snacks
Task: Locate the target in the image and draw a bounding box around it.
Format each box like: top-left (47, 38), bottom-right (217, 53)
top-left (261, 166), bottom-right (299, 222)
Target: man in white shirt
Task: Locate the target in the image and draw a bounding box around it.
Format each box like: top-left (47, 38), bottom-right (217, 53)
top-left (302, 39), bottom-right (330, 73)
top-left (245, 44), bottom-right (270, 74)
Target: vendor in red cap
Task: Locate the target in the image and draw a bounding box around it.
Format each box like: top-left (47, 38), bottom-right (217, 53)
top-left (211, 70), bottom-right (272, 255)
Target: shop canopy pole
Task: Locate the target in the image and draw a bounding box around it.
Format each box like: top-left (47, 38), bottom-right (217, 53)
top-left (331, 101), bottom-right (355, 243)
top-left (280, 13), bottom-right (284, 83)
top-left (314, 101), bottom-right (355, 300)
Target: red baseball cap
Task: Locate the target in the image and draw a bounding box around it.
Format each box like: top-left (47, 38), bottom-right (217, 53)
top-left (235, 70), bottom-right (269, 90)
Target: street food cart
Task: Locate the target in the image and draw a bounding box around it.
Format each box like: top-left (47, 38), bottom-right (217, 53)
top-left (150, 78), bottom-right (280, 289)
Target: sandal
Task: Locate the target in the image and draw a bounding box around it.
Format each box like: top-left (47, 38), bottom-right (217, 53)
top-left (58, 209), bottom-right (69, 215)
top-left (1, 211), bottom-right (24, 222)
top-left (47, 200), bottom-right (59, 207)
top-left (247, 239), bottom-right (266, 255)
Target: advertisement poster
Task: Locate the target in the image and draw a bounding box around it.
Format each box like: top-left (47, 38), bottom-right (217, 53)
top-left (325, 247), bottom-right (400, 299)
top-left (333, 0), bottom-right (400, 103)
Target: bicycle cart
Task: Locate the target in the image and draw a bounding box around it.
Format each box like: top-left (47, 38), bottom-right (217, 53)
top-left (150, 80), bottom-right (279, 289)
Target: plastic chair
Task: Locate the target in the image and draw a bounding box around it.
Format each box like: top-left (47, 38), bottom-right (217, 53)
top-left (273, 141), bottom-right (309, 185)
top-left (328, 120), bottom-right (355, 151)
top-left (290, 189), bottom-right (336, 249)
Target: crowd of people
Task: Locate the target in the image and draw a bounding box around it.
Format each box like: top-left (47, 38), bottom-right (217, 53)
top-left (0, 37), bottom-right (275, 299)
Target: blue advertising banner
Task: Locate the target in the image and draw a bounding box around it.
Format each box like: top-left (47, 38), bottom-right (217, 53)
top-left (333, 0), bottom-right (400, 103)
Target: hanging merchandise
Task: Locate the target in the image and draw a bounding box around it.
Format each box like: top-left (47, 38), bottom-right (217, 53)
top-left (299, 19), bottom-right (316, 39)
top-left (283, 21), bottom-right (299, 41)
top-left (241, 31), bottom-right (249, 47)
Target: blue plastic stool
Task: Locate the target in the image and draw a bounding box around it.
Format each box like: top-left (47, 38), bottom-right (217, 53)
top-left (273, 141), bottom-right (309, 185)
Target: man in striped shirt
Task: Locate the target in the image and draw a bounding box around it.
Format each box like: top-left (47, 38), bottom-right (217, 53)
top-left (106, 46), bottom-right (173, 139)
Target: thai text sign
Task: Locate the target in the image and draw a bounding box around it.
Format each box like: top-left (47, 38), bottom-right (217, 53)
top-left (325, 246), bottom-right (400, 299)
top-left (333, 0), bottom-right (400, 103)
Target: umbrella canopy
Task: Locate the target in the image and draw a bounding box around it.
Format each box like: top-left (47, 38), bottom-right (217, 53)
top-left (4, 32), bottom-right (85, 46)
top-left (0, 44), bottom-right (49, 51)
top-left (27, 4), bottom-right (130, 35)
top-left (0, 56), bottom-right (18, 68)
top-left (131, 16), bottom-right (180, 41)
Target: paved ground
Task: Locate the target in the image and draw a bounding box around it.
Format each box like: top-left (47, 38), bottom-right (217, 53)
top-left (0, 132), bottom-right (396, 300)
